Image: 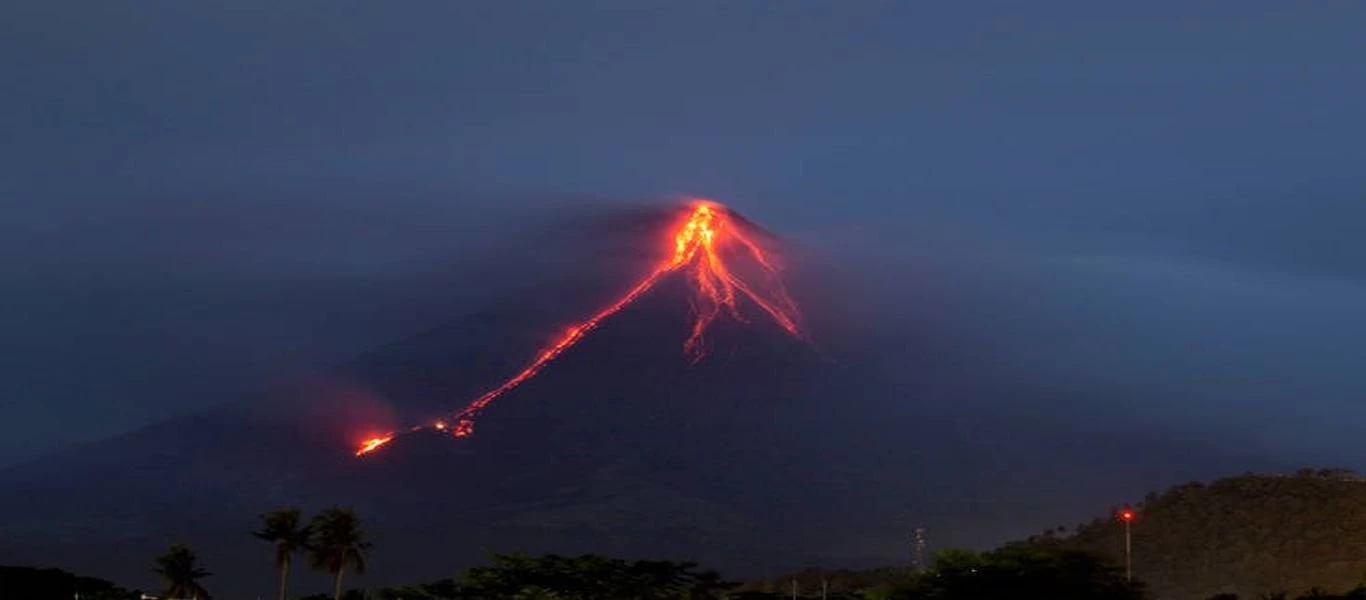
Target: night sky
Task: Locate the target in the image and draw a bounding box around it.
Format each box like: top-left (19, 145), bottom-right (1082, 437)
top-left (5, 0), bottom-right (1366, 478)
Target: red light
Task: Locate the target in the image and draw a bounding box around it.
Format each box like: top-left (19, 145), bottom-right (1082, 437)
top-left (1120, 510), bottom-right (1134, 522)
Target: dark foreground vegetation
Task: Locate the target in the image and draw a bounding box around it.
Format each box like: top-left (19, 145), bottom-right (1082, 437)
top-left (12, 548), bottom-right (1366, 600)
top-left (0, 565), bottom-right (141, 600)
top-left (738, 546), bottom-right (1144, 599)
top-left (9, 470), bottom-right (1366, 599)
top-left (4, 547), bottom-right (1143, 600)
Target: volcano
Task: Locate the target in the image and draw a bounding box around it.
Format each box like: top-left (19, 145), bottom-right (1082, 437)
top-left (0, 201), bottom-right (1284, 597)
top-left (355, 200), bottom-right (809, 457)
top-left (0, 201), bottom-right (866, 595)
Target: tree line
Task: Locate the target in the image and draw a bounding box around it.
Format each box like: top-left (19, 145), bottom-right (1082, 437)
top-left (17, 477), bottom-right (1366, 600)
top-left (145, 533), bottom-right (1153, 600)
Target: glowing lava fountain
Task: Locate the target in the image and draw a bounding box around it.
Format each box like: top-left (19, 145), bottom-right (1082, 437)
top-left (355, 199), bottom-right (805, 456)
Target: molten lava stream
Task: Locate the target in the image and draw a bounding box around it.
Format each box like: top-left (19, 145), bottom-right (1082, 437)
top-left (354, 199), bottom-right (804, 457)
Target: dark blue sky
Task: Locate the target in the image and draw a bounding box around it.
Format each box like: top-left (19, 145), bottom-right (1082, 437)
top-left (4, 2), bottom-right (1366, 466)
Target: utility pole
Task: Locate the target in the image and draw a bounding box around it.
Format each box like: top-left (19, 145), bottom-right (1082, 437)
top-left (791, 578), bottom-right (798, 600)
top-left (912, 527), bottom-right (928, 571)
top-left (821, 578), bottom-right (829, 600)
top-left (1119, 508), bottom-right (1135, 581)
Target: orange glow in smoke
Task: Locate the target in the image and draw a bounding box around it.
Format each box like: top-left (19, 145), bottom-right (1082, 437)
top-left (354, 199), bottom-right (804, 457)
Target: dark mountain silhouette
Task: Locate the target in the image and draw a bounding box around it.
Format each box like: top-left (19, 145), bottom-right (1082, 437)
top-left (0, 208), bottom-right (1287, 597)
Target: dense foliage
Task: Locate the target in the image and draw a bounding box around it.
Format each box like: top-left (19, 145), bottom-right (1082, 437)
top-left (911, 546), bottom-right (1143, 600)
top-left (1049, 470), bottom-right (1366, 600)
top-left (0, 566), bottom-right (139, 600)
top-left (372, 553), bottom-right (734, 599)
top-left (736, 566), bottom-right (913, 598)
top-left (747, 546), bottom-right (1142, 599)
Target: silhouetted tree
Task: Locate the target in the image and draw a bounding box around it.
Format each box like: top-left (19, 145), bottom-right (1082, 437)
top-left (308, 507), bottom-right (371, 600)
top-left (154, 544), bottom-right (211, 600)
top-left (253, 507), bottom-right (312, 600)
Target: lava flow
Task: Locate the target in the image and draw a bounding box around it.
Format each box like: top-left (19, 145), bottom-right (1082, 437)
top-left (355, 199), bottom-right (804, 457)
top-left (356, 435), bottom-right (394, 456)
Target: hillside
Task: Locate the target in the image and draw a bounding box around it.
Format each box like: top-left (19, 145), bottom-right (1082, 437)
top-left (1048, 469), bottom-right (1366, 600)
top-left (743, 470), bottom-right (1366, 600)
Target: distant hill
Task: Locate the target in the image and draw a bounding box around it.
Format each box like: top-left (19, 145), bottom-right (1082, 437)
top-left (1030, 469), bottom-right (1366, 600)
top-left (744, 470), bottom-right (1366, 600)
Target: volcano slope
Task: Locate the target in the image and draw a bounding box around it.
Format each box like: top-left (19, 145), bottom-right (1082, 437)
top-left (0, 258), bottom-right (860, 594)
top-left (0, 205), bottom-right (1284, 597)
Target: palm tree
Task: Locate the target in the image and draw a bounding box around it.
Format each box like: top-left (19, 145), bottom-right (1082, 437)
top-left (253, 508), bottom-right (311, 600)
top-left (307, 507), bottom-right (371, 600)
top-left (154, 543), bottom-right (211, 600)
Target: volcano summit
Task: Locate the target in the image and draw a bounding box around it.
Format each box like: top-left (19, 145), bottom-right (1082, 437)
top-left (356, 199), bottom-right (809, 457)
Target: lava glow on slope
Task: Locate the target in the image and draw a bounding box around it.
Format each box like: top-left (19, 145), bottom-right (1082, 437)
top-left (356, 435), bottom-right (394, 455)
top-left (355, 199), bottom-right (804, 457)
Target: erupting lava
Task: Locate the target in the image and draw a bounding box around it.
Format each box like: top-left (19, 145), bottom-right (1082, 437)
top-left (355, 199), bottom-right (804, 457)
top-left (356, 434), bottom-right (394, 456)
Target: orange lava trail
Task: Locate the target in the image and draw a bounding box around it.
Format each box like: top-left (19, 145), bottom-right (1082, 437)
top-left (443, 266), bottom-right (675, 437)
top-left (355, 199), bottom-right (805, 457)
top-left (355, 434), bottom-right (394, 456)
